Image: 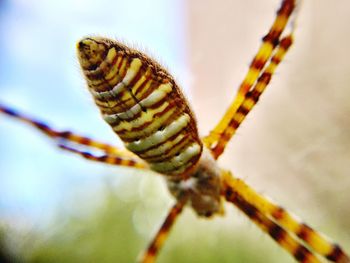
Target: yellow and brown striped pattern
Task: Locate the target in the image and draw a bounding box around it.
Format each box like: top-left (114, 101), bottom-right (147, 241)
top-left (0, 104), bottom-right (146, 168)
top-left (77, 37), bottom-right (202, 178)
top-left (224, 185), bottom-right (321, 263)
top-left (222, 171), bottom-right (350, 263)
top-left (211, 35), bottom-right (293, 157)
top-left (58, 143), bottom-right (147, 169)
top-left (139, 201), bottom-right (185, 263)
top-left (203, 0), bottom-right (295, 158)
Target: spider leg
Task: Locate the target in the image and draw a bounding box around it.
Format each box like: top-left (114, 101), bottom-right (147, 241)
top-left (221, 171), bottom-right (350, 263)
top-left (203, 0), bottom-right (296, 157)
top-left (224, 185), bottom-right (320, 263)
top-left (138, 201), bottom-right (185, 263)
top-left (211, 35), bottom-right (293, 158)
top-left (57, 143), bottom-right (147, 169)
top-left (0, 103), bottom-right (138, 158)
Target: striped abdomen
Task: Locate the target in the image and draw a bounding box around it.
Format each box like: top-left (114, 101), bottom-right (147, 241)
top-left (77, 37), bottom-right (202, 177)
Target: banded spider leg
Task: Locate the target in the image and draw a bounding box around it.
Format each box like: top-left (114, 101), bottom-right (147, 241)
top-left (0, 104), bottom-right (147, 169)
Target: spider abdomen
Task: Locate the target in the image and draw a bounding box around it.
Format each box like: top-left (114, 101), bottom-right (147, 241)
top-left (77, 37), bottom-right (202, 177)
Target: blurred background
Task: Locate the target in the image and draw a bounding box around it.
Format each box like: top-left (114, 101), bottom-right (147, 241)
top-left (0, 0), bottom-right (349, 262)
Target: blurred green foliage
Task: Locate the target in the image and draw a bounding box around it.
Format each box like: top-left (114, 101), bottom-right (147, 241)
top-left (1, 173), bottom-right (298, 263)
top-left (0, 228), bottom-right (14, 262)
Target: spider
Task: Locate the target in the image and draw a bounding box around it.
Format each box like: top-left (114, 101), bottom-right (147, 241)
top-left (0, 0), bottom-right (349, 262)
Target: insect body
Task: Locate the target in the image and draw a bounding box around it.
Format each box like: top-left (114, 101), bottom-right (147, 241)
top-left (77, 37), bottom-right (222, 217)
top-left (77, 38), bottom-right (202, 178)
